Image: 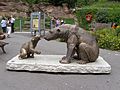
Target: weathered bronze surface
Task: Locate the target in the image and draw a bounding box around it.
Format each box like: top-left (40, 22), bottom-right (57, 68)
top-left (0, 32), bottom-right (5, 40)
top-left (44, 24), bottom-right (99, 64)
top-left (0, 41), bottom-right (9, 53)
top-left (19, 35), bottom-right (41, 59)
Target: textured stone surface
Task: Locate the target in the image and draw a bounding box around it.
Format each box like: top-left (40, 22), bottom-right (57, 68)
top-left (6, 55), bottom-right (111, 73)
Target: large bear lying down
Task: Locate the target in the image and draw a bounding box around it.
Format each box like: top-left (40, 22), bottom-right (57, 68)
top-left (44, 24), bottom-right (99, 64)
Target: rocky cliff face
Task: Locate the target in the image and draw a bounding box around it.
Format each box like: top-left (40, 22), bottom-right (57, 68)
top-left (0, 1), bottom-right (74, 18)
top-left (0, 0), bottom-right (15, 1)
top-left (0, 1), bottom-right (29, 17)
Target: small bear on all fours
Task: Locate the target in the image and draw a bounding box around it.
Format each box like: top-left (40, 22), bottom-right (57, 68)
top-left (18, 35), bottom-right (41, 59)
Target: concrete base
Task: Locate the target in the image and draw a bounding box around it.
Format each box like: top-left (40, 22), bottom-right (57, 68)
top-left (6, 55), bottom-right (111, 74)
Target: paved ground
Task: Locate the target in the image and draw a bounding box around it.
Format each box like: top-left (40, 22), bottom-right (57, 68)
top-left (0, 32), bottom-right (120, 90)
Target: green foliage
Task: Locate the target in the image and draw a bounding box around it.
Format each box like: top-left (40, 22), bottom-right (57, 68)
top-left (108, 0), bottom-right (120, 1)
top-left (66, 0), bottom-right (77, 8)
top-left (14, 18), bottom-right (26, 31)
top-left (64, 18), bottom-right (75, 24)
top-left (76, 0), bottom-right (98, 7)
top-left (14, 19), bottom-right (20, 29)
top-left (116, 27), bottom-right (120, 36)
top-left (90, 1), bottom-right (120, 24)
top-left (94, 29), bottom-right (120, 51)
top-left (76, 1), bottom-right (120, 30)
top-left (76, 8), bottom-right (97, 30)
top-left (20, 0), bottom-right (77, 8)
top-left (45, 17), bottom-right (51, 29)
top-left (48, 0), bottom-right (64, 6)
top-left (95, 9), bottom-right (109, 23)
top-left (48, 0), bottom-right (77, 8)
top-left (21, 0), bottom-right (40, 4)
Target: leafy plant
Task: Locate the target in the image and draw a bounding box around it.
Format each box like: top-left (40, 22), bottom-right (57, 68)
top-left (48, 0), bottom-right (77, 8)
top-left (108, 0), bottom-right (120, 1)
top-left (95, 9), bottom-right (109, 23)
top-left (64, 18), bottom-right (75, 24)
top-left (116, 27), bottom-right (120, 36)
top-left (76, 0), bottom-right (98, 7)
top-left (76, 1), bottom-right (120, 30)
top-left (76, 8), bottom-right (97, 30)
top-left (94, 28), bottom-right (120, 51)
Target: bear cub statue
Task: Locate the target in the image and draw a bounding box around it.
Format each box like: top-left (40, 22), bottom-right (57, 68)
top-left (19, 35), bottom-right (41, 59)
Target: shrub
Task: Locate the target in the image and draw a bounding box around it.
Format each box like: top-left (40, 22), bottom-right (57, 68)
top-left (94, 29), bottom-right (120, 51)
top-left (48, 0), bottom-right (77, 8)
top-left (48, 0), bottom-right (64, 6)
top-left (108, 0), bottom-right (120, 1)
top-left (64, 18), bottom-right (75, 24)
top-left (116, 27), bottom-right (120, 36)
top-left (76, 0), bottom-right (98, 7)
top-left (76, 8), bottom-right (97, 30)
top-left (95, 9), bottom-right (109, 23)
top-left (76, 1), bottom-right (120, 30)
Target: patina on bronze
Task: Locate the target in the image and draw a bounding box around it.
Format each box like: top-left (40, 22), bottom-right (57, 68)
top-left (0, 31), bottom-right (8, 53)
top-left (0, 32), bottom-right (5, 40)
top-left (44, 24), bottom-right (99, 64)
top-left (0, 41), bottom-right (9, 53)
top-left (19, 35), bottom-right (41, 59)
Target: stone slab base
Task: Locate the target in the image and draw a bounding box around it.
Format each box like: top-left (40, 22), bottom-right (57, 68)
top-left (6, 55), bottom-right (111, 74)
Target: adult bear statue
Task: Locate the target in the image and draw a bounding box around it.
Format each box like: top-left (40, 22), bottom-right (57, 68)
top-left (44, 24), bottom-right (99, 64)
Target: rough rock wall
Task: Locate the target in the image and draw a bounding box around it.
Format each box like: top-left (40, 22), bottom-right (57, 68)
top-left (0, 1), bottom-right (28, 17)
top-left (0, 1), bottom-right (74, 18)
top-left (0, 0), bottom-right (16, 2)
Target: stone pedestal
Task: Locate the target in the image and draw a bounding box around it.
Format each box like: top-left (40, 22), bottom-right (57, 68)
top-left (6, 55), bottom-right (111, 74)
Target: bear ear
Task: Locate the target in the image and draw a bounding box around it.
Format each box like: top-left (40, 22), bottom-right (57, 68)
top-left (57, 29), bottom-right (61, 32)
top-left (36, 35), bottom-right (40, 37)
top-left (31, 38), bottom-right (34, 41)
top-left (36, 35), bottom-right (41, 39)
top-left (49, 31), bottom-right (53, 34)
top-left (31, 36), bottom-right (35, 41)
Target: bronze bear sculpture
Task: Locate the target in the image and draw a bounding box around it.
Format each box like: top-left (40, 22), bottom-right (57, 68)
top-left (19, 35), bottom-right (41, 59)
top-left (44, 24), bottom-right (99, 64)
top-left (0, 32), bottom-right (5, 40)
top-left (0, 41), bottom-right (9, 53)
top-left (0, 32), bottom-right (8, 53)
